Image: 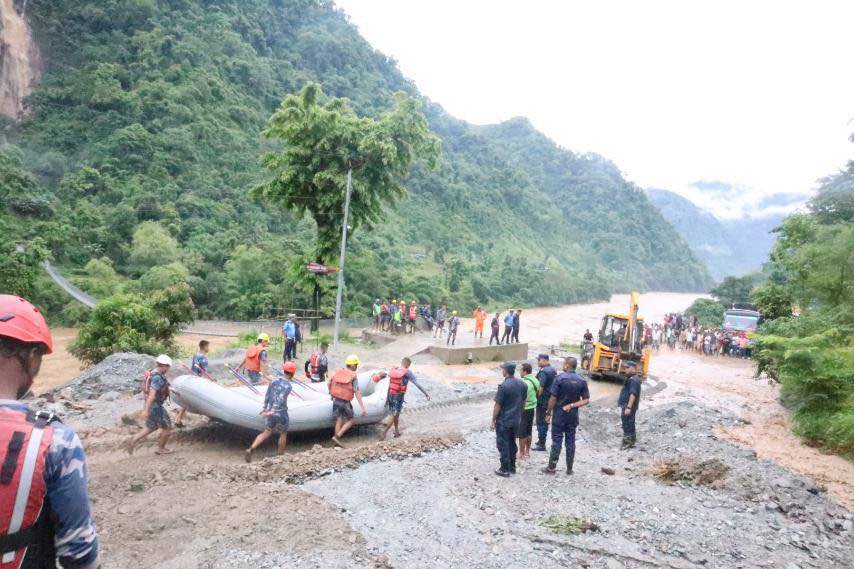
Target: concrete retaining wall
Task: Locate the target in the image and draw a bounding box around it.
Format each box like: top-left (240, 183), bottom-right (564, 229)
top-left (429, 343), bottom-right (529, 365)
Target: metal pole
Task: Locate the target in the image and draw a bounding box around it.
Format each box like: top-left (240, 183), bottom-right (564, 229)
top-left (333, 165), bottom-right (353, 349)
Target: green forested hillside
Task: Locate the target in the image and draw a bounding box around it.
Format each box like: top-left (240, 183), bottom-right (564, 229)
top-left (0, 0), bottom-right (711, 322)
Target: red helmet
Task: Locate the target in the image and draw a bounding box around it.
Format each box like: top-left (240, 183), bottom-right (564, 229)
top-left (0, 295), bottom-right (53, 354)
top-left (282, 361), bottom-right (297, 374)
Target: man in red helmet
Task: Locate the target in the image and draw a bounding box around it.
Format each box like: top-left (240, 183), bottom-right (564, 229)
top-left (0, 294), bottom-right (100, 568)
top-left (244, 361), bottom-right (296, 462)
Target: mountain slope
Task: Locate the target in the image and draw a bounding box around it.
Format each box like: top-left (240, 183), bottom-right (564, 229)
top-left (2, 0), bottom-right (710, 321)
top-left (646, 188), bottom-right (782, 280)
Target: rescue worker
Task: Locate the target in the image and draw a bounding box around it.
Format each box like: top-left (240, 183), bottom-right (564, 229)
top-left (283, 315), bottom-right (297, 361)
top-left (501, 310), bottom-right (514, 344)
top-left (380, 300), bottom-right (390, 331)
top-left (237, 334), bottom-right (269, 385)
top-left (619, 361), bottom-right (642, 449)
top-left (392, 304), bottom-right (403, 334)
top-left (408, 301), bottom-right (418, 334)
top-left (517, 362), bottom-right (541, 459)
top-left (379, 357), bottom-right (430, 440)
top-left (446, 311), bottom-right (460, 346)
top-left (245, 361), bottom-right (295, 462)
top-left (511, 309), bottom-right (522, 343)
top-left (304, 342), bottom-right (329, 383)
top-left (473, 306), bottom-right (486, 338)
top-left (328, 355), bottom-right (367, 447)
top-left (433, 306), bottom-right (447, 339)
top-left (533, 354), bottom-right (556, 451)
top-left (542, 357), bottom-right (589, 475)
top-left (491, 362), bottom-right (527, 477)
top-left (175, 339), bottom-right (210, 428)
top-left (489, 312), bottom-right (501, 345)
top-left (372, 299), bottom-right (382, 331)
top-left (583, 329), bottom-right (593, 342)
top-left (613, 323), bottom-right (627, 349)
top-left (126, 354), bottom-right (175, 455)
top-left (0, 294), bottom-right (100, 568)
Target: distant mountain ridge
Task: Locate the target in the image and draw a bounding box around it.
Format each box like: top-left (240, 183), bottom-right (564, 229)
top-left (646, 188), bottom-right (783, 280)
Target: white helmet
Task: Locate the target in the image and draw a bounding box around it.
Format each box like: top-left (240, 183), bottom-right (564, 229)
top-left (155, 354), bottom-right (173, 366)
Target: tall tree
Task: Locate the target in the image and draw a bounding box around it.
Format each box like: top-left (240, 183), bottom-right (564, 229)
top-left (252, 82), bottom-right (440, 261)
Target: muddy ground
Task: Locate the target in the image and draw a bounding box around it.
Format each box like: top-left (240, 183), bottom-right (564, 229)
top-left (33, 293), bottom-right (853, 568)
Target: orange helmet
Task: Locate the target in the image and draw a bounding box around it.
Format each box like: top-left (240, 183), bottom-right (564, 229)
top-left (0, 295), bottom-right (52, 353)
top-left (282, 361), bottom-right (297, 374)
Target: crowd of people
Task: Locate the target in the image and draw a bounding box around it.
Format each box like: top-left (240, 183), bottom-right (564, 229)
top-left (639, 312), bottom-right (754, 358)
top-left (371, 299), bottom-right (524, 346)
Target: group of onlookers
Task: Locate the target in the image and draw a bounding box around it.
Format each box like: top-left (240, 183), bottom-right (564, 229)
top-left (640, 312), bottom-right (753, 358)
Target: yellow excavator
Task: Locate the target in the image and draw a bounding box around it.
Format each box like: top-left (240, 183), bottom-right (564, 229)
top-left (584, 291), bottom-right (651, 380)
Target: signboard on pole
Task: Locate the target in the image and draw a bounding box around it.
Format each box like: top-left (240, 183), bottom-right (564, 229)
top-left (306, 262), bottom-right (338, 275)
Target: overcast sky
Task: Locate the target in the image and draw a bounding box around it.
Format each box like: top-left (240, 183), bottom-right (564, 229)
top-left (334, 0), bottom-right (854, 219)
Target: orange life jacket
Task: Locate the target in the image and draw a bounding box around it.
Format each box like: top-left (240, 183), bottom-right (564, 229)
top-left (307, 352), bottom-right (320, 378)
top-left (388, 366), bottom-right (409, 395)
top-left (0, 408), bottom-right (57, 568)
top-left (245, 345), bottom-right (262, 372)
top-left (409, 306), bottom-right (417, 320)
top-left (329, 369), bottom-right (357, 401)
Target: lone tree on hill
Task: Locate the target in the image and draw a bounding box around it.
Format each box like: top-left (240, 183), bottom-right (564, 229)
top-left (252, 82), bottom-right (440, 261)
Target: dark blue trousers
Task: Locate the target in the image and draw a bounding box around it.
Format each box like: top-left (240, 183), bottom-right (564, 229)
top-left (548, 419), bottom-right (577, 470)
top-left (496, 423), bottom-right (519, 473)
top-left (535, 404), bottom-right (549, 446)
top-left (621, 407), bottom-right (637, 439)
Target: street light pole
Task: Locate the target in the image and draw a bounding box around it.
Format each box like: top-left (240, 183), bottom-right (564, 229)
top-left (332, 164), bottom-right (353, 349)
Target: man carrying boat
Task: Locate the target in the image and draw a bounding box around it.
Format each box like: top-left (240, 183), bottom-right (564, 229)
top-left (378, 357), bottom-right (430, 440)
top-left (244, 361), bottom-right (295, 462)
top-left (328, 354), bottom-right (367, 447)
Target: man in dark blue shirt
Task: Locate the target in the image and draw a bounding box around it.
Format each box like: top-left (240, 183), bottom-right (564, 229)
top-left (618, 361), bottom-right (642, 449)
top-left (491, 362), bottom-right (527, 477)
top-left (542, 357), bottom-right (589, 475)
top-left (533, 354), bottom-right (557, 452)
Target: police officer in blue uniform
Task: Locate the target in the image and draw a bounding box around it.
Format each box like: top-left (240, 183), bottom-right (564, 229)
top-left (532, 354), bottom-right (557, 452)
top-left (619, 361), bottom-right (642, 449)
top-left (542, 357), bottom-right (589, 475)
top-left (491, 362), bottom-right (527, 477)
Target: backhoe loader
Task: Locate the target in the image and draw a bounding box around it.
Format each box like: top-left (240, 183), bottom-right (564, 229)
top-left (583, 291), bottom-right (651, 380)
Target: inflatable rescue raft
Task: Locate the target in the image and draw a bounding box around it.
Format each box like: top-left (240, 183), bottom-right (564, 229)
top-left (170, 371), bottom-right (389, 432)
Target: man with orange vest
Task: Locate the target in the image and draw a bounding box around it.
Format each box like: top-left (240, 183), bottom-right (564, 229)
top-left (408, 301), bottom-right (418, 334)
top-left (328, 355), bottom-right (367, 447)
top-left (304, 342), bottom-right (329, 383)
top-left (379, 357), bottom-right (430, 440)
top-left (237, 333), bottom-right (270, 385)
top-left (0, 295), bottom-right (100, 568)
top-left (473, 307), bottom-right (487, 338)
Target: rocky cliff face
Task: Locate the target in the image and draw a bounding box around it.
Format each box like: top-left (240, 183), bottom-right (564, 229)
top-left (0, 0), bottom-right (40, 120)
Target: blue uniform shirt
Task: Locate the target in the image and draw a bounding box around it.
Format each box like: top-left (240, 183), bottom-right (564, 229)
top-left (549, 371), bottom-right (590, 426)
top-left (536, 364), bottom-right (557, 406)
top-left (0, 401), bottom-right (99, 569)
top-left (191, 352), bottom-right (208, 376)
top-left (494, 376), bottom-right (527, 428)
top-left (283, 320), bottom-right (296, 340)
top-left (148, 372), bottom-right (169, 404)
top-left (618, 374), bottom-right (642, 410)
top-left (263, 378), bottom-right (293, 419)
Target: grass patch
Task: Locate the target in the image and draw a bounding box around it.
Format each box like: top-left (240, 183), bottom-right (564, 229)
top-left (560, 343), bottom-right (581, 353)
top-left (650, 458), bottom-right (729, 486)
top-left (538, 515), bottom-right (599, 535)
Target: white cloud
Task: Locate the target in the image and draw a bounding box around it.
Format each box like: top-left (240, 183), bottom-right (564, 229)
top-left (335, 0), bottom-right (854, 218)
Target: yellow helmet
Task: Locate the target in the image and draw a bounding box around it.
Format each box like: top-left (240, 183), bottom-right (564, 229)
top-left (257, 333), bottom-right (270, 343)
top-left (345, 354), bottom-right (360, 366)
top-left (452, 310), bottom-right (458, 315)
top-left (392, 299), bottom-right (397, 304)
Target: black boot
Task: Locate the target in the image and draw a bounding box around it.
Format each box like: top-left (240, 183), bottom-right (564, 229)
top-left (533, 442), bottom-right (547, 452)
top-left (566, 455), bottom-right (574, 475)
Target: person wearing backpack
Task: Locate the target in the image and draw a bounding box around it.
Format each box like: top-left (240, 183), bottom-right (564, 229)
top-left (304, 342), bottom-right (329, 383)
top-left (379, 357), bottom-right (430, 440)
top-left (328, 354), bottom-right (367, 447)
top-left (0, 294), bottom-right (100, 569)
top-left (175, 339), bottom-right (210, 428)
top-left (237, 334), bottom-right (270, 385)
top-left (245, 361), bottom-right (296, 462)
top-left (516, 362), bottom-right (541, 459)
top-left (125, 354), bottom-right (175, 455)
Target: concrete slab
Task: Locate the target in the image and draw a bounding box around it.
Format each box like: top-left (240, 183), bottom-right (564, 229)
top-left (429, 343), bottom-right (529, 365)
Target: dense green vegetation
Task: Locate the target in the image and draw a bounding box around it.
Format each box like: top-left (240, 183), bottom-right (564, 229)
top-left (751, 156), bottom-right (853, 456)
top-left (1, 0), bottom-right (710, 326)
top-left (684, 298), bottom-right (726, 327)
